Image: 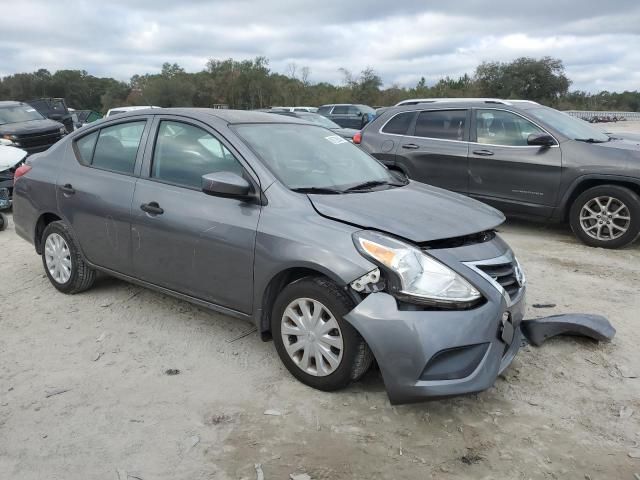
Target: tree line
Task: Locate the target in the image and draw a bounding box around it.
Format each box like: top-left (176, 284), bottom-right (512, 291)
top-left (0, 56), bottom-right (638, 113)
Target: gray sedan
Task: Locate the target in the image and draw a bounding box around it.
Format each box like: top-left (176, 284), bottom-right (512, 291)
top-left (12, 108), bottom-right (526, 404)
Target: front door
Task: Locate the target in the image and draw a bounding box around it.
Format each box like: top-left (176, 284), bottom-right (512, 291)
top-left (468, 108), bottom-right (562, 218)
top-left (394, 108), bottom-right (470, 194)
top-left (57, 118), bottom-right (150, 274)
top-left (131, 118), bottom-right (261, 314)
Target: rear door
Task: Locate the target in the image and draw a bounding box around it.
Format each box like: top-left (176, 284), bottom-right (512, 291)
top-left (329, 105), bottom-right (358, 128)
top-left (393, 108), bottom-right (470, 194)
top-left (57, 117), bottom-right (151, 274)
top-left (130, 116), bottom-right (261, 313)
top-left (468, 108), bottom-right (562, 218)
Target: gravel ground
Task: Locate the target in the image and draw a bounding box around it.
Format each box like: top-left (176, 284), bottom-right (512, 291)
top-left (1, 124), bottom-right (640, 479)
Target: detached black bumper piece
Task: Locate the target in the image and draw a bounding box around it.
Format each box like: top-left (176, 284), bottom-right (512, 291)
top-left (521, 314), bottom-right (616, 347)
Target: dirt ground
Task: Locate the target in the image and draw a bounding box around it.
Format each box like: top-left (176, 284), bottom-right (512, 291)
top-left (1, 123), bottom-right (640, 480)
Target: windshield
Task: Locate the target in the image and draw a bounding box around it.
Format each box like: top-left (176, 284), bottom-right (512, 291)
top-left (527, 107), bottom-right (609, 142)
top-left (298, 113), bottom-right (341, 129)
top-left (235, 124), bottom-right (395, 191)
top-left (0, 105), bottom-right (45, 125)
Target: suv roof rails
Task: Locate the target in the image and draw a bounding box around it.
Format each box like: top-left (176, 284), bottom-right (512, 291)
top-left (395, 98), bottom-right (540, 106)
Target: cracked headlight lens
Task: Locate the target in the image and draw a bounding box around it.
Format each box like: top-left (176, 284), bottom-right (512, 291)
top-left (353, 230), bottom-right (481, 308)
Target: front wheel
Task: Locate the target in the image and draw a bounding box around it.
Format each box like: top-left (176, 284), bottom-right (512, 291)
top-left (569, 185), bottom-right (640, 248)
top-left (271, 276), bottom-right (373, 391)
top-left (41, 221), bottom-right (96, 293)
top-left (0, 213), bottom-right (7, 232)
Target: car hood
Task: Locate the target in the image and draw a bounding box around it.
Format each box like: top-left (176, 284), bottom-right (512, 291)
top-left (308, 181), bottom-right (505, 243)
top-left (0, 118), bottom-right (63, 135)
top-left (0, 146), bottom-right (28, 170)
top-left (331, 127), bottom-right (359, 139)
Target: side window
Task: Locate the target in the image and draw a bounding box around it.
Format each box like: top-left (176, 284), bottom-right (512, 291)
top-left (332, 106), bottom-right (349, 115)
top-left (75, 131), bottom-right (98, 164)
top-left (476, 110), bottom-right (545, 146)
top-left (414, 110), bottom-right (467, 140)
top-left (317, 106), bottom-right (331, 115)
top-left (92, 121), bottom-right (146, 174)
top-left (381, 112), bottom-right (415, 135)
top-left (152, 121), bottom-right (244, 189)
top-left (346, 106), bottom-right (360, 115)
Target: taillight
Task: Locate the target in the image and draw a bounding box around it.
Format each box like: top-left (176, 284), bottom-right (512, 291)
top-left (14, 164), bottom-right (32, 185)
top-left (353, 131), bottom-right (362, 144)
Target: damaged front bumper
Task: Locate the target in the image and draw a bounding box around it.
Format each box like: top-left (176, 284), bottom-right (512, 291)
top-left (344, 238), bottom-right (526, 404)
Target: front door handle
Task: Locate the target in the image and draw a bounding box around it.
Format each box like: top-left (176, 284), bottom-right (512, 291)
top-left (140, 202), bottom-right (164, 215)
top-left (60, 184), bottom-right (75, 195)
top-left (472, 149), bottom-right (494, 156)
top-left (402, 143), bottom-right (420, 150)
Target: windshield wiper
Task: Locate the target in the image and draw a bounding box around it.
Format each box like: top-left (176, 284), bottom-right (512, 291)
top-left (575, 138), bottom-right (607, 143)
top-left (344, 180), bottom-right (391, 192)
top-left (291, 186), bottom-right (344, 194)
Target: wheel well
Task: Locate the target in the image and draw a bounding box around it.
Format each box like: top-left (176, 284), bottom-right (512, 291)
top-left (34, 212), bottom-right (62, 254)
top-left (259, 267), bottom-right (334, 339)
top-left (564, 179), bottom-right (640, 221)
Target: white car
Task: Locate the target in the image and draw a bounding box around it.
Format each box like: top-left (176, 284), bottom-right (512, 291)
top-left (106, 106), bottom-right (161, 117)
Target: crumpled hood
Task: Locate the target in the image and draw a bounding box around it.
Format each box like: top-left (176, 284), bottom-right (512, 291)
top-left (0, 118), bottom-right (63, 135)
top-left (0, 146), bottom-right (28, 170)
top-left (308, 181), bottom-right (505, 243)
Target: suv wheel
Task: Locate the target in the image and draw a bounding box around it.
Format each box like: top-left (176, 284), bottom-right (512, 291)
top-left (569, 185), bottom-right (640, 248)
top-left (271, 276), bottom-right (373, 391)
top-left (41, 221), bottom-right (96, 293)
top-left (0, 212), bottom-right (7, 232)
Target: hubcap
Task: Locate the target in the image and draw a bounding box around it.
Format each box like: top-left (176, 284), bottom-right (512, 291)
top-left (281, 298), bottom-right (344, 377)
top-left (579, 196), bottom-right (630, 241)
top-left (44, 233), bottom-right (72, 284)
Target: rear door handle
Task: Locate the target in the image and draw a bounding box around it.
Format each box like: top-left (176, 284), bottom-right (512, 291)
top-left (60, 184), bottom-right (75, 195)
top-left (402, 143), bottom-right (420, 150)
top-left (472, 149), bottom-right (494, 156)
top-left (140, 202), bottom-right (164, 215)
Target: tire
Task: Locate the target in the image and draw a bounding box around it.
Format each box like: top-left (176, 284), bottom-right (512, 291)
top-left (271, 276), bottom-right (373, 391)
top-left (569, 185), bottom-right (640, 249)
top-left (0, 213), bottom-right (6, 232)
top-left (41, 221), bottom-right (96, 293)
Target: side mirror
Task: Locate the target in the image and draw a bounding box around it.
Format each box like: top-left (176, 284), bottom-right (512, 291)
top-left (202, 171), bottom-right (252, 198)
top-left (527, 132), bottom-right (556, 147)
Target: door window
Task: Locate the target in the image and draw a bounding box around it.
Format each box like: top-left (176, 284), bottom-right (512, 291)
top-left (152, 121), bottom-right (243, 189)
top-left (414, 110), bottom-right (467, 140)
top-left (476, 109), bottom-right (545, 146)
top-left (346, 106), bottom-right (360, 115)
top-left (332, 106), bottom-right (349, 115)
top-left (381, 112), bottom-right (415, 135)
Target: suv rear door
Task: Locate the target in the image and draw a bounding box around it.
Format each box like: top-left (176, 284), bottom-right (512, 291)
top-left (391, 108), bottom-right (470, 194)
top-left (468, 108), bottom-right (562, 218)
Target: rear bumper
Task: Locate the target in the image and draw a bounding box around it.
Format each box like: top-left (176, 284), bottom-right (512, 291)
top-left (345, 287), bottom-right (525, 404)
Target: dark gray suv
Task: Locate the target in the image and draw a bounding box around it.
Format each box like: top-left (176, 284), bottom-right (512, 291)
top-left (359, 99), bottom-right (640, 248)
top-left (317, 104), bottom-right (376, 129)
top-left (13, 108), bottom-right (526, 404)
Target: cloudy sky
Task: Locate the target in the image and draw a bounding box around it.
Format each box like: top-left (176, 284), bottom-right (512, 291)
top-left (1, 0), bottom-right (639, 92)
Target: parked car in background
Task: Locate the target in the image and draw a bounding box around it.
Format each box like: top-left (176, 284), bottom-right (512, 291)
top-left (266, 109), bottom-right (359, 140)
top-left (317, 104), bottom-right (376, 129)
top-left (70, 109), bottom-right (102, 129)
top-left (271, 106), bottom-right (318, 113)
top-left (12, 108), bottom-right (526, 404)
top-left (106, 106), bottom-right (160, 117)
top-left (0, 101), bottom-right (66, 155)
top-left (28, 98), bottom-right (75, 133)
top-left (0, 145), bottom-right (28, 210)
top-left (359, 98), bottom-right (640, 248)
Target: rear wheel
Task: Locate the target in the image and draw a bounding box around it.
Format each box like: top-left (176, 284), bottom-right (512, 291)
top-left (41, 221), bottom-right (96, 293)
top-left (0, 213), bottom-right (6, 232)
top-left (271, 276), bottom-right (373, 391)
top-left (569, 185), bottom-right (640, 248)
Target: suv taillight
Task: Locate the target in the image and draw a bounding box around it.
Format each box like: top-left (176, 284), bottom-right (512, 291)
top-left (353, 131), bottom-right (362, 144)
top-left (14, 164), bottom-right (32, 185)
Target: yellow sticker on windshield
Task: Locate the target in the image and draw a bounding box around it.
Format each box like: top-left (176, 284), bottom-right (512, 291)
top-left (325, 135), bottom-right (347, 145)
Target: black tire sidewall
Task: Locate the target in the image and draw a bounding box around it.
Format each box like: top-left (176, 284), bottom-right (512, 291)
top-left (271, 277), bottom-right (363, 391)
top-left (570, 185), bottom-right (640, 248)
top-left (41, 222), bottom-right (84, 293)
top-left (0, 213), bottom-right (6, 231)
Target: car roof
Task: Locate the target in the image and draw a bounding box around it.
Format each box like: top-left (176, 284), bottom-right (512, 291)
top-left (0, 101), bottom-right (26, 108)
top-left (380, 99), bottom-right (544, 116)
top-left (393, 98), bottom-right (540, 109)
top-left (109, 108), bottom-right (307, 124)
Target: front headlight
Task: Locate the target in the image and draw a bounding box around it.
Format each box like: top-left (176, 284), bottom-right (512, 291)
top-left (353, 230), bottom-right (481, 308)
top-left (59, 126), bottom-right (67, 135)
top-left (0, 136), bottom-right (16, 146)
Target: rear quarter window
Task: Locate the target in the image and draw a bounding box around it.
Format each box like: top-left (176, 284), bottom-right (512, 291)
top-left (381, 112), bottom-right (415, 135)
top-left (317, 106), bottom-right (332, 115)
top-left (75, 131), bottom-right (98, 163)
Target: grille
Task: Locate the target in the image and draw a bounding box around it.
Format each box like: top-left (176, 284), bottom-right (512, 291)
top-left (0, 187), bottom-right (9, 200)
top-left (475, 260), bottom-right (522, 302)
top-left (17, 129), bottom-right (62, 152)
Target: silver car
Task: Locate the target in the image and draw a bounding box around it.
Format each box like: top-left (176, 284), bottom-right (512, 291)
top-left (12, 108), bottom-right (526, 404)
